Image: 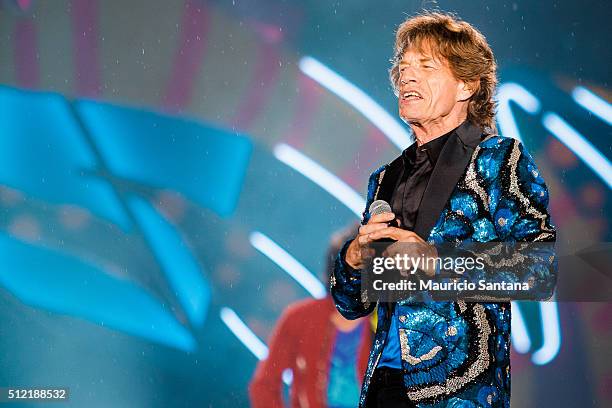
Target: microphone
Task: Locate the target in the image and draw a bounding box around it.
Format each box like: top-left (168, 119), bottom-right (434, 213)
top-left (369, 199), bottom-right (392, 217)
top-left (369, 200), bottom-right (400, 228)
top-left (368, 200), bottom-right (399, 244)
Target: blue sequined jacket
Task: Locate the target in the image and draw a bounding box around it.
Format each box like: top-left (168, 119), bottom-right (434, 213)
top-left (331, 121), bottom-right (556, 408)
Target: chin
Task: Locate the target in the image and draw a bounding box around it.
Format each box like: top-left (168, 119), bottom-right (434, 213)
top-left (399, 111), bottom-right (422, 123)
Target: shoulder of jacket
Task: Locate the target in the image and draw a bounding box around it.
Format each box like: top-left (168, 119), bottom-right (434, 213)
top-left (369, 163), bottom-right (388, 180)
top-left (476, 134), bottom-right (521, 152)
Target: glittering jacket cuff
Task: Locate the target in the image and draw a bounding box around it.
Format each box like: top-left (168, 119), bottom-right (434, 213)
top-left (330, 238), bottom-right (375, 319)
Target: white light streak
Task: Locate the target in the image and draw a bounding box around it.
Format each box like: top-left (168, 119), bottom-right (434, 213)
top-left (250, 231), bottom-right (327, 299)
top-left (299, 55), bottom-right (412, 150)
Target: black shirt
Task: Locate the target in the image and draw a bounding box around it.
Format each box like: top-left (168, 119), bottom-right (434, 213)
top-left (390, 121), bottom-right (466, 231)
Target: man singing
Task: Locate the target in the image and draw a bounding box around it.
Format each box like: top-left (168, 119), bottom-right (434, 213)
top-left (331, 11), bottom-right (556, 408)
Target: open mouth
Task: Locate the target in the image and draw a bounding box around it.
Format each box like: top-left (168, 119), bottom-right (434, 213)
top-left (402, 90), bottom-right (424, 102)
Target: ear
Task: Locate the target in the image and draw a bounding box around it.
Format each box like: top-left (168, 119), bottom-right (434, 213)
top-left (457, 79), bottom-right (478, 102)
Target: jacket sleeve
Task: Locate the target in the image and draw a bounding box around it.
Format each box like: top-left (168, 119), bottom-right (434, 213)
top-left (330, 166), bottom-right (385, 319)
top-left (463, 138), bottom-right (558, 301)
top-left (487, 138), bottom-right (557, 300)
top-left (428, 138), bottom-right (557, 302)
top-left (248, 307), bottom-right (295, 408)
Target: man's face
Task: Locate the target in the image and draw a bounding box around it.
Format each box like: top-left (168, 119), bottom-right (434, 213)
top-left (397, 45), bottom-right (467, 125)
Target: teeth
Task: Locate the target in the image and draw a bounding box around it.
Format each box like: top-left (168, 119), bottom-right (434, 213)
top-left (403, 91), bottom-right (421, 98)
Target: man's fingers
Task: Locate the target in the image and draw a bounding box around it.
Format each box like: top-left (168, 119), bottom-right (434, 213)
top-left (357, 227), bottom-right (391, 245)
top-left (357, 234), bottom-right (371, 246)
top-left (359, 222), bottom-right (390, 235)
top-left (360, 228), bottom-right (394, 244)
top-left (368, 212), bottom-right (396, 224)
top-left (367, 226), bottom-right (402, 241)
top-left (369, 228), bottom-right (426, 242)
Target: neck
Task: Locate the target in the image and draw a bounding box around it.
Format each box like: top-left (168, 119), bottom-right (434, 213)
top-left (408, 112), bottom-right (468, 146)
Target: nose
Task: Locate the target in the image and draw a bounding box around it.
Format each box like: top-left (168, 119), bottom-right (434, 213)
top-left (399, 66), bottom-right (419, 86)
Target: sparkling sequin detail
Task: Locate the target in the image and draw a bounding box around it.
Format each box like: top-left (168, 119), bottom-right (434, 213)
top-left (374, 169), bottom-right (386, 201)
top-left (406, 304), bottom-right (492, 401)
top-left (508, 141), bottom-right (555, 241)
top-left (332, 135), bottom-right (554, 408)
top-left (464, 144), bottom-right (490, 212)
top-left (400, 330), bottom-right (443, 366)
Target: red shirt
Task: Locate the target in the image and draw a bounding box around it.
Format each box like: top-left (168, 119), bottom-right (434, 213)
top-left (249, 297), bottom-right (372, 408)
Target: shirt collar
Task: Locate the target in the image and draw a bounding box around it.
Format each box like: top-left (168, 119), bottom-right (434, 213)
top-left (403, 120), bottom-right (468, 165)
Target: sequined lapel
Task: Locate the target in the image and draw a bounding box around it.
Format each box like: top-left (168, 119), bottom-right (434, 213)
top-left (370, 155), bottom-right (405, 322)
top-left (414, 121), bottom-right (486, 239)
top-left (373, 155), bottom-right (403, 203)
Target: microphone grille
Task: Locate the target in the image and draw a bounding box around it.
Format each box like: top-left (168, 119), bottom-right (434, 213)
top-left (369, 200), bottom-right (392, 216)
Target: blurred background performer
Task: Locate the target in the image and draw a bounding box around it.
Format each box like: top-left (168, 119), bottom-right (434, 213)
top-left (250, 225), bottom-right (374, 408)
top-left (332, 11), bottom-right (556, 408)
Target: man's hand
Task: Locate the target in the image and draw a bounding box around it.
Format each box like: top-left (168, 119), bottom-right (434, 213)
top-left (345, 212), bottom-right (396, 269)
top-left (346, 215), bottom-right (438, 277)
top-left (367, 225), bottom-right (423, 243)
top-left (383, 238), bottom-right (439, 278)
